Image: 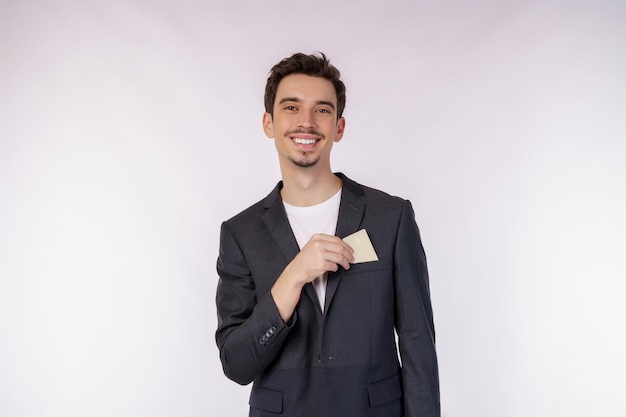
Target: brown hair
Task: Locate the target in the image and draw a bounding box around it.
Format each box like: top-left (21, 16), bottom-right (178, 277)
top-left (264, 52), bottom-right (346, 118)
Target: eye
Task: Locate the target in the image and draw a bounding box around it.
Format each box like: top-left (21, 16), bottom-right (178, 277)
top-left (285, 105), bottom-right (297, 111)
top-left (317, 108), bottom-right (331, 114)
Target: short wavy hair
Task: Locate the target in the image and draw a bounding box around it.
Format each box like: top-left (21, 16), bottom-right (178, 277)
top-left (264, 52), bottom-right (346, 118)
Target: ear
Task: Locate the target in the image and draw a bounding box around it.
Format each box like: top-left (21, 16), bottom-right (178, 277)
top-left (262, 112), bottom-right (274, 138)
top-left (333, 117), bottom-right (346, 143)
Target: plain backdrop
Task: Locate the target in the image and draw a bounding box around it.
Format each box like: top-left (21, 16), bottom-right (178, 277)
top-left (1, 1), bottom-right (625, 416)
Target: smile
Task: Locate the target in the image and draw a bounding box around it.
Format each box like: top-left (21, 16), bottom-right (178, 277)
top-left (292, 138), bottom-right (318, 145)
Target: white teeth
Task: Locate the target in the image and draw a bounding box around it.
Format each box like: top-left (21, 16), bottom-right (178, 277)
top-left (293, 138), bottom-right (316, 145)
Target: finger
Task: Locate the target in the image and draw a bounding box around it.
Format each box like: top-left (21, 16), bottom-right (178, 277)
top-left (311, 233), bottom-right (352, 250)
top-left (322, 240), bottom-right (354, 265)
top-left (324, 250), bottom-right (353, 271)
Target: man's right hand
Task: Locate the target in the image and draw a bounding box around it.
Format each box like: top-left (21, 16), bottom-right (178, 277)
top-left (271, 233), bottom-right (354, 322)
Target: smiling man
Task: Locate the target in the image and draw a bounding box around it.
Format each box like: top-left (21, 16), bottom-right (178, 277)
top-left (264, 72), bottom-right (345, 172)
top-left (215, 52), bottom-right (440, 417)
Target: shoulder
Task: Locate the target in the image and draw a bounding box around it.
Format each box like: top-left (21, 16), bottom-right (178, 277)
top-left (224, 199), bottom-right (264, 225)
top-left (338, 172), bottom-right (408, 208)
top-left (221, 180), bottom-right (282, 228)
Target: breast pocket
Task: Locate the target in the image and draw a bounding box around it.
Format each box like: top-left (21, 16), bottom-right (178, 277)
top-left (344, 258), bottom-right (391, 275)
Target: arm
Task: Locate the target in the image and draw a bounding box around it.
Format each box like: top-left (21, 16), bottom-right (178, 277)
top-left (394, 201), bottom-right (441, 417)
top-left (215, 221), bottom-right (292, 385)
top-left (272, 233), bottom-right (354, 322)
top-left (215, 222), bottom-right (354, 385)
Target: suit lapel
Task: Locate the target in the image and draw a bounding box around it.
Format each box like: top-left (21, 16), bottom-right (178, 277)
top-left (334, 174), bottom-right (366, 239)
top-left (262, 182), bottom-right (321, 312)
top-left (325, 174), bottom-right (365, 313)
top-left (262, 182), bottom-right (300, 264)
top-left (262, 175), bottom-right (366, 315)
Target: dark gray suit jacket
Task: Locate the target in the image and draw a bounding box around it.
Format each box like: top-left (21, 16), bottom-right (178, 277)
top-left (216, 173), bottom-right (440, 417)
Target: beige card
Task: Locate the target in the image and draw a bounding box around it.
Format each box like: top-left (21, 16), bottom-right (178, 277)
top-left (343, 229), bottom-right (379, 264)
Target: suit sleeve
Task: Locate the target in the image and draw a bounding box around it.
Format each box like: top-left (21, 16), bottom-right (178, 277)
top-left (394, 200), bottom-right (441, 417)
top-left (215, 221), bottom-right (295, 385)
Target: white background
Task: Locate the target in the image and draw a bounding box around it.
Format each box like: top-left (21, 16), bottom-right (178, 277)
top-left (1, 1), bottom-right (625, 416)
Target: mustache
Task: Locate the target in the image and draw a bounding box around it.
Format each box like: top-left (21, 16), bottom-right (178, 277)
top-left (286, 128), bottom-right (325, 139)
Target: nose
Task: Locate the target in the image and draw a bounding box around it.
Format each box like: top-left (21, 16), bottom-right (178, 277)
top-left (297, 109), bottom-right (315, 128)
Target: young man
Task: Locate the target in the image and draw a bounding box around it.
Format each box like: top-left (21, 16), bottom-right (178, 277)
top-left (215, 52), bottom-right (440, 417)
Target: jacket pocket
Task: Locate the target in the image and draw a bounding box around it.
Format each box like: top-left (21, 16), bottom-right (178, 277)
top-left (367, 372), bottom-right (403, 408)
top-left (344, 258), bottom-right (390, 274)
top-left (249, 386), bottom-right (283, 414)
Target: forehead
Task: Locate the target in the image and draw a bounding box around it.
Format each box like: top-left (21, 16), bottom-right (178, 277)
top-left (275, 74), bottom-right (337, 104)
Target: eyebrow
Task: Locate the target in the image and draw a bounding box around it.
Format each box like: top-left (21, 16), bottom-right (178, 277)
top-left (278, 97), bottom-right (336, 111)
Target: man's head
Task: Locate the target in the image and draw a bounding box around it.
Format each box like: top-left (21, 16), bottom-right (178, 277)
top-left (262, 53), bottom-right (347, 171)
top-left (264, 52), bottom-right (346, 119)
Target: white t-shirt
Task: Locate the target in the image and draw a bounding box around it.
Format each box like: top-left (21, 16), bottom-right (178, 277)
top-left (283, 189), bottom-right (342, 311)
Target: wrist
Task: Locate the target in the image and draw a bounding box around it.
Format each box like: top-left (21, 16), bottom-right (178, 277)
top-left (271, 270), bottom-right (305, 323)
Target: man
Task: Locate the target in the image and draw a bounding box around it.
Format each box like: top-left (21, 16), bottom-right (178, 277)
top-left (215, 52), bottom-right (440, 417)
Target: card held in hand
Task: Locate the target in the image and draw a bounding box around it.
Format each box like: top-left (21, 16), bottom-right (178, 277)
top-left (342, 229), bottom-right (379, 264)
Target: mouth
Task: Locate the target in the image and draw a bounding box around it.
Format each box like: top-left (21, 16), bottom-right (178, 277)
top-left (289, 134), bottom-right (322, 148)
top-left (292, 137), bottom-right (318, 145)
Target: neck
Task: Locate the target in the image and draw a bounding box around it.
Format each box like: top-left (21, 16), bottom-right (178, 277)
top-left (279, 165), bottom-right (342, 207)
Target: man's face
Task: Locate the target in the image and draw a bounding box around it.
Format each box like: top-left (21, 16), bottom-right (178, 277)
top-left (263, 74), bottom-right (345, 170)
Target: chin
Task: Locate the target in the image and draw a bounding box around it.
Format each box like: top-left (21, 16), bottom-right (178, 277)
top-left (289, 156), bottom-right (320, 169)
